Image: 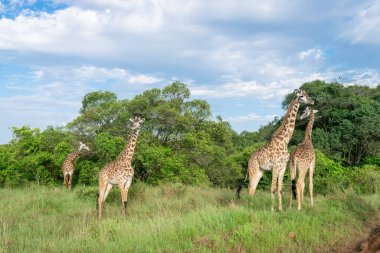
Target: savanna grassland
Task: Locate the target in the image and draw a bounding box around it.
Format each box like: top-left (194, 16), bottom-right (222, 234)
top-left (1, 82), bottom-right (380, 252)
top-left (1, 184), bottom-right (379, 253)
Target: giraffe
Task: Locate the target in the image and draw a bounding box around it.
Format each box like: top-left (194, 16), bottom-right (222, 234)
top-left (62, 142), bottom-right (90, 191)
top-left (237, 89), bottom-right (314, 211)
top-left (289, 106), bottom-right (318, 210)
top-left (97, 115), bottom-right (145, 218)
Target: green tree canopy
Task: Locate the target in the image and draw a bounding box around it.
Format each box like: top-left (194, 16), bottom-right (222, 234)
top-left (282, 81), bottom-right (380, 164)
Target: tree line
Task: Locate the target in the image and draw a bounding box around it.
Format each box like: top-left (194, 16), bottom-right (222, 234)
top-left (0, 81), bottom-right (379, 193)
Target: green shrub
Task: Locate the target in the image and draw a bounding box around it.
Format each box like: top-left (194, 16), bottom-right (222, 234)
top-left (94, 132), bottom-right (126, 164)
top-left (77, 160), bottom-right (100, 186)
top-left (314, 149), bottom-right (348, 194)
top-left (348, 165), bottom-right (380, 194)
top-left (178, 167), bottom-right (210, 186)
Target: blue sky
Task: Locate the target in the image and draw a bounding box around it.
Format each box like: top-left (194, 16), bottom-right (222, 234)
top-left (0, 0), bottom-right (380, 144)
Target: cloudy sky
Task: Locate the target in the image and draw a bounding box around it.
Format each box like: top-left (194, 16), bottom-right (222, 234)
top-left (0, 0), bottom-right (380, 143)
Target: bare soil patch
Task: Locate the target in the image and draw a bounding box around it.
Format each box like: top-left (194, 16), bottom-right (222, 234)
top-left (340, 225), bottom-right (380, 253)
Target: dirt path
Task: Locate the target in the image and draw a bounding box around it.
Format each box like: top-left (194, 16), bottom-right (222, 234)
top-left (341, 224), bottom-right (380, 253)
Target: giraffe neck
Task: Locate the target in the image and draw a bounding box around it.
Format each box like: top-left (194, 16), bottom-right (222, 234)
top-left (68, 149), bottom-right (81, 162)
top-left (117, 128), bottom-right (141, 168)
top-left (304, 110), bottom-right (315, 141)
top-left (272, 98), bottom-right (300, 145)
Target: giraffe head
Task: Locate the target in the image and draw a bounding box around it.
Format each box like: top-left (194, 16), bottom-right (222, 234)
top-left (295, 89), bottom-right (314, 105)
top-left (300, 106), bottom-right (318, 120)
top-left (79, 142), bottom-right (90, 152)
top-left (129, 115), bottom-right (145, 130)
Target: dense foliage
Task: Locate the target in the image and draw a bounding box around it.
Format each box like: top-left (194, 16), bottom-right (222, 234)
top-left (0, 81), bottom-right (379, 193)
top-left (282, 81), bottom-right (380, 165)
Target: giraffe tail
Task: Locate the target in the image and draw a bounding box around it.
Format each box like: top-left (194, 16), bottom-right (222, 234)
top-left (236, 171), bottom-right (248, 199)
top-left (96, 193), bottom-right (99, 210)
top-left (290, 156), bottom-right (297, 200)
top-left (66, 174), bottom-right (70, 185)
top-left (291, 180), bottom-right (297, 199)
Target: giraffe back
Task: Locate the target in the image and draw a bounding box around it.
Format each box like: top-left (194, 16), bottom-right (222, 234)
top-left (62, 151), bottom-right (80, 172)
top-left (249, 142), bottom-right (289, 171)
top-left (99, 160), bottom-right (134, 184)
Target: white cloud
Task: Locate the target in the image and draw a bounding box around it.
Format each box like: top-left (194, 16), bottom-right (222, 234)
top-left (72, 65), bottom-right (162, 84)
top-left (341, 2), bottom-right (380, 45)
top-left (0, 64), bottom-right (164, 143)
top-left (342, 69), bottom-right (380, 86)
top-left (55, 0), bottom-right (293, 22)
top-left (191, 80), bottom-right (290, 99)
top-left (0, 0), bottom-right (379, 143)
top-left (227, 113), bottom-right (277, 123)
top-left (190, 68), bottom-right (380, 100)
top-left (127, 74), bottom-right (161, 84)
top-left (0, 81), bottom-right (86, 138)
top-left (299, 48), bottom-right (323, 60)
top-left (29, 65), bottom-right (162, 85)
top-left (32, 70), bottom-right (44, 80)
top-left (0, 7), bottom-right (113, 55)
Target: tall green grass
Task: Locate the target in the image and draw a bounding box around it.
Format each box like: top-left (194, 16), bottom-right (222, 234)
top-left (1, 184), bottom-right (379, 253)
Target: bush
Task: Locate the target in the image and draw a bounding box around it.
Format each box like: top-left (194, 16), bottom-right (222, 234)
top-left (348, 165), bottom-right (380, 194)
top-left (178, 167), bottom-right (210, 186)
top-left (76, 160), bottom-right (100, 186)
top-left (94, 132), bottom-right (126, 164)
top-left (314, 150), bottom-right (348, 194)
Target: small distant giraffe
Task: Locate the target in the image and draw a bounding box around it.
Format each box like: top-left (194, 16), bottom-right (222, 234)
top-left (97, 116), bottom-right (145, 218)
top-left (237, 89), bottom-right (314, 211)
top-left (289, 106), bottom-right (318, 210)
top-left (62, 142), bottom-right (90, 191)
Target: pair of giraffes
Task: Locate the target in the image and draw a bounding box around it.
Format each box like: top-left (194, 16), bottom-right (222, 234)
top-left (237, 89), bottom-right (317, 211)
top-left (62, 89), bottom-right (316, 218)
top-left (61, 117), bottom-right (145, 218)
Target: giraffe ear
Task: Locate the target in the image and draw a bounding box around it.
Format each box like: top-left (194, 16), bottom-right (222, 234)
top-left (141, 118), bottom-right (145, 123)
top-left (129, 118), bottom-right (133, 123)
top-left (313, 110), bottom-right (318, 114)
top-left (294, 89), bottom-right (300, 95)
top-left (79, 141), bottom-right (83, 145)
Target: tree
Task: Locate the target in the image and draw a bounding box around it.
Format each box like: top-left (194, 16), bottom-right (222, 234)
top-left (3, 80), bottom-right (378, 189)
top-left (94, 132), bottom-right (126, 164)
top-left (281, 81), bottom-right (380, 164)
top-left (68, 91), bottom-right (128, 137)
top-left (11, 126), bottom-right (40, 157)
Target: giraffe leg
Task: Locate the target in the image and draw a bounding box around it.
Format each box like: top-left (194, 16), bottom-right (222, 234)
top-left (68, 173), bottom-right (73, 191)
top-left (277, 164), bottom-right (286, 211)
top-left (248, 161), bottom-right (263, 196)
top-left (297, 166), bottom-right (307, 211)
top-left (271, 166), bottom-right (279, 212)
top-left (63, 172), bottom-right (67, 187)
top-left (65, 174), bottom-right (71, 190)
top-left (98, 180), bottom-right (106, 219)
top-left (118, 177), bottom-right (132, 217)
top-left (301, 181), bottom-right (305, 203)
top-left (309, 160), bottom-right (315, 208)
top-left (98, 180), bottom-right (112, 219)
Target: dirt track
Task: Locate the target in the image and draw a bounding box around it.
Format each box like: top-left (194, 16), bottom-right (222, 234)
top-left (342, 225), bottom-right (380, 253)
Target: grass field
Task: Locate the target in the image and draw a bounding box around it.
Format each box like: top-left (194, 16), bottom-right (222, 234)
top-left (1, 183), bottom-right (379, 253)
